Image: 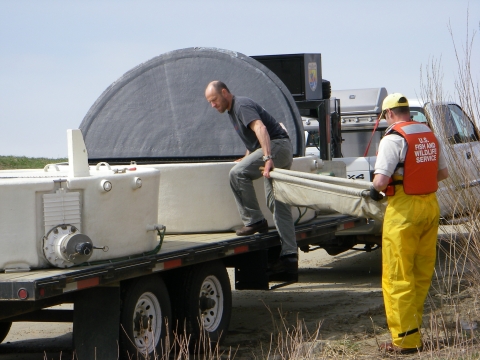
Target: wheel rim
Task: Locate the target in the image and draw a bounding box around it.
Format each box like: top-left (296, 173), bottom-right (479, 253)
top-left (199, 275), bottom-right (224, 332)
top-left (132, 292), bottom-right (162, 354)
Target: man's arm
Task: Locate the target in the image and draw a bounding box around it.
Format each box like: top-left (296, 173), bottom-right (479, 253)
top-left (372, 173), bottom-right (390, 192)
top-left (437, 167), bottom-right (449, 182)
top-left (249, 119), bottom-right (274, 178)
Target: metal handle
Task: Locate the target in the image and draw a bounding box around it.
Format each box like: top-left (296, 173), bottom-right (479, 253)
top-left (95, 162), bottom-right (111, 171)
top-left (43, 164), bottom-right (60, 172)
top-left (92, 245), bottom-right (109, 252)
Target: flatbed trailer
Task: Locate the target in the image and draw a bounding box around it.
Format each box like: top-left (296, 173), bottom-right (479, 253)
top-left (0, 214), bottom-right (364, 360)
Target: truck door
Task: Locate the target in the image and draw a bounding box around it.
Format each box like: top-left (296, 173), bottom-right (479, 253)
top-left (424, 103), bottom-right (480, 181)
top-left (415, 103), bottom-right (480, 220)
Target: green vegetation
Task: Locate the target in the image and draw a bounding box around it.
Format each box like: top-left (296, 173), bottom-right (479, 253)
top-left (0, 156), bottom-right (67, 170)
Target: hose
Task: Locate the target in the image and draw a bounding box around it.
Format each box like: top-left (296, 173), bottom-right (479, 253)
top-left (294, 206), bottom-right (309, 225)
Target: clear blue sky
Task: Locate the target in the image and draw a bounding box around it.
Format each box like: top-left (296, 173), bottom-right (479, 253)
top-left (1, 0), bottom-right (479, 157)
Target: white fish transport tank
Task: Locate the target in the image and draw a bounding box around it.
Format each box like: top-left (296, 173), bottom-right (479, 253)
top-left (0, 130), bottom-right (161, 271)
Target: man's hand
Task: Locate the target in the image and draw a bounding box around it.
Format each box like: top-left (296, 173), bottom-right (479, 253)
top-left (263, 159), bottom-right (274, 178)
top-left (369, 185), bottom-right (384, 201)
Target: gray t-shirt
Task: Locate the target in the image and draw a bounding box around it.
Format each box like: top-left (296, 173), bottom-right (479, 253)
top-left (228, 96), bottom-right (288, 152)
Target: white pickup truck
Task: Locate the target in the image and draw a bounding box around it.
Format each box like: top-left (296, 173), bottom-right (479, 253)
top-left (304, 88), bottom-right (480, 223)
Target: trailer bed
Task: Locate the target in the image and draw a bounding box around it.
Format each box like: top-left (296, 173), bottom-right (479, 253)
top-left (0, 214), bottom-right (363, 302)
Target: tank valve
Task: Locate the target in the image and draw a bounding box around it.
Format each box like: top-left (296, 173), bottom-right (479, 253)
top-left (75, 242), bottom-right (93, 256)
top-left (43, 225), bottom-right (94, 268)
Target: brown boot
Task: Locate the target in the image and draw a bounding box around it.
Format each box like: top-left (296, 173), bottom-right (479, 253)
top-left (235, 219), bottom-right (268, 236)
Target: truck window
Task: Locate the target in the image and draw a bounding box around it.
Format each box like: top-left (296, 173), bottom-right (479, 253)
top-left (412, 104), bottom-right (478, 144)
top-left (410, 108), bottom-right (428, 124)
top-left (440, 104), bottom-right (478, 144)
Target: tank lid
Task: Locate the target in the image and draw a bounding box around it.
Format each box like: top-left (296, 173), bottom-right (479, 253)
top-left (331, 88), bottom-right (388, 115)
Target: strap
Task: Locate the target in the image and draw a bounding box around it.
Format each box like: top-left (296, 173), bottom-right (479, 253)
top-left (363, 115), bottom-right (382, 157)
top-left (394, 162), bottom-right (405, 174)
top-left (388, 129), bottom-right (403, 137)
top-left (398, 328), bottom-right (419, 338)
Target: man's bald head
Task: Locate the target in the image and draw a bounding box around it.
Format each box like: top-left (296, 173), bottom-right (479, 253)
top-left (207, 81), bottom-right (230, 95)
top-left (205, 81), bottom-right (233, 113)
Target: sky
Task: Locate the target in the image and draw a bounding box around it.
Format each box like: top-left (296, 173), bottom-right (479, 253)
top-left (1, 0), bottom-right (479, 158)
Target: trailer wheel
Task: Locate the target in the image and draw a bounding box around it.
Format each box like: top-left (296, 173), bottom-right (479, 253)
top-left (120, 275), bottom-right (171, 359)
top-left (174, 261), bottom-right (232, 350)
top-left (0, 322), bottom-right (11, 343)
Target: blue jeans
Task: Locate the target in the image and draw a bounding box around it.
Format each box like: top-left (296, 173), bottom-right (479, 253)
top-left (229, 138), bottom-right (297, 256)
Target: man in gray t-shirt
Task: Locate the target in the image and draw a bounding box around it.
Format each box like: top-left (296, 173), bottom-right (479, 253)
top-left (205, 80), bottom-right (298, 276)
top-left (228, 96), bottom-right (288, 152)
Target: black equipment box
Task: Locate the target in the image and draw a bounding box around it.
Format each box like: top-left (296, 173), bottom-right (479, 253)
top-left (252, 53), bottom-right (323, 101)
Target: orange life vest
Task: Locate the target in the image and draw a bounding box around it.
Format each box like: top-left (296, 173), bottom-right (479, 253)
top-left (385, 121), bottom-right (439, 195)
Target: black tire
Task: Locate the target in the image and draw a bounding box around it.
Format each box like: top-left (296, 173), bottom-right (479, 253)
top-left (172, 261), bottom-right (232, 351)
top-left (322, 79), bottom-right (331, 99)
top-left (119, 275), bottom-right (172, 359)
top-left (0, 322), bottom-right (11, 343)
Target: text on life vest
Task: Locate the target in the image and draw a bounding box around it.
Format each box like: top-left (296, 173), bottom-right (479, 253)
top-left (414, 137), bottom-right (437, 163)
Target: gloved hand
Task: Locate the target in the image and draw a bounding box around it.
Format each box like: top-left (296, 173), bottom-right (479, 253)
top-left (370, 185), bottom-right (384, 201)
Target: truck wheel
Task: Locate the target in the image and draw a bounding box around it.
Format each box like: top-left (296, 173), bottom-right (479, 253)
top-left (0, 322), bottom-right (11, 343)
top-left (174, 261), bottom-right (232, 350)
top-left (120, 275), bottom-right (172, 359)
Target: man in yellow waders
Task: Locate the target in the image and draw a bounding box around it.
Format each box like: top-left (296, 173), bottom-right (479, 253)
top-left (370, 93), bottom-right (449, 354)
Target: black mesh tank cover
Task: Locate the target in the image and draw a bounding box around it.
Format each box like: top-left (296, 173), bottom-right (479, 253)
top-left (79, 47), bottom-right (304, 161)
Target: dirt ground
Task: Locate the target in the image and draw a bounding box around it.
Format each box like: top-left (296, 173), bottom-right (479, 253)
top-left (0, 248), bottom-right (387, 360)
top-left (223, 248), bottom-right (388, 359)
top-left (0, 228), bottom-right (477, 359)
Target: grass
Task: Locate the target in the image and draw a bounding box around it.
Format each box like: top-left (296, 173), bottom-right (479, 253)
top-left (0, 155), bottom-right (67, 170)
